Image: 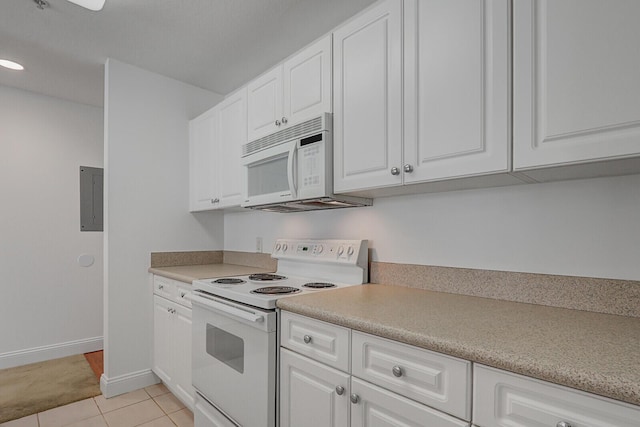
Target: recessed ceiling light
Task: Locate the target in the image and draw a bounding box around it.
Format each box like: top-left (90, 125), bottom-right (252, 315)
top-left (0, 59), bottom-right (25, 71)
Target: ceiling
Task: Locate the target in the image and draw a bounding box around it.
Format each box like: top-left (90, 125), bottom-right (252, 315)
top-left (0, 0), bottom-right (376, 107)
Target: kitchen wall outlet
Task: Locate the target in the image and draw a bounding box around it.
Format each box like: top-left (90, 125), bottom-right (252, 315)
top-left (256, 237), bottom-right (263, 253)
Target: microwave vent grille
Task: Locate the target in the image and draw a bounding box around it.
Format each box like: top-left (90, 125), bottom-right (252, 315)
top-left (243, 115), bottom-right (324, 156)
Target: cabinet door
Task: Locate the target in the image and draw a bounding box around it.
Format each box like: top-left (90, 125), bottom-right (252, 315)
top-left (217, 88), bottom-right (247, 208)
top-left (247, 66), bottom-right (283, 141)
top-left (333, 0), bottom-right (403, 193)
top-left (283, 35), bottom-right (332, 126)
top-left (280, 348), bottom-right (350, 427)
top-left (172, 304), bottom-right (194, 409)
top-left (152, 296), bottom-right (174, 384)
top-left (403, 0), bottom-right (510, 183)
top-left (189, 108), bottom-right (219, 211)
top-left (351, 378), bottom-right (469, 427)
top-left (513, 0), bottom-right (640, 170)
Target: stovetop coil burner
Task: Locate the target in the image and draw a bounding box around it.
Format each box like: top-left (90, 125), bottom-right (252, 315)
top-left (248, 273), bottom-right (287, 281)
top-left (250, 286), bottom-right (300, 295)
top-left (213, 278), bottom-right (245, 285)
top-left (302, 282), bottom-right (336, 289)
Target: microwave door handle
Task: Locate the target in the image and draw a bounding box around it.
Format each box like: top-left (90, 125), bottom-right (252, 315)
top-left (287, 142), bottom-right (297, 198)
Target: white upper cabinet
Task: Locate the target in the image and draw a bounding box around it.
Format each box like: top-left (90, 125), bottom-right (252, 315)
top-left (189, 88), bottom-right (247, 212)
top-left (247, 67), bottom-right (283, 141)
top-left (404, 0), bottom-right (510, 183)
top-left (283, 35), bottom-right (332, 127)
top-left (248, 35), bottom-right (332, 142)
top-left (189, 108), bottom-right (219, 212)
top-left (334, 0), bottom-right (511, 194)
top-left (333, 0), bottom-right (403, 193)
top-left (217, 88), bottom-right (247, 208)
top-left (513, 0), bottom-right (640, 173)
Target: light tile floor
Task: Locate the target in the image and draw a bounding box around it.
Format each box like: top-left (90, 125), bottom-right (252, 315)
top-left (0, 383), bottom-right (193, 427)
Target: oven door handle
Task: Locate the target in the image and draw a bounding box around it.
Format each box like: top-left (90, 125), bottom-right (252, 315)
top-left (190, 292), bottom-right (265, 323)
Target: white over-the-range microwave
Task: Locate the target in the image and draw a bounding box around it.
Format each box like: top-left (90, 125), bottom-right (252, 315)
top-left (241, 113), bottom-right (372, 212)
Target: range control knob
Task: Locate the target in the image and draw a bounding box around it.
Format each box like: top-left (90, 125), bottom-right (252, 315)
top-left (337, 246), bottom-right (344, 256)
top-left (282, 243), bottom-right (288, 252)
top-left (316, 245), bottom-right (324, 254)
top-left (275, 243), bottom-right (281, 251)
top-left (347, 246), bottom-right (354, 256)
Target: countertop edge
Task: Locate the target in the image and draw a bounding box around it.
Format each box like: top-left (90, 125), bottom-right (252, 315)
top-left (148, 264), bottom-right (275, 283)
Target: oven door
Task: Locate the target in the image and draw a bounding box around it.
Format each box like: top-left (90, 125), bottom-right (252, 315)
top-left (242, 140), bottom-right (297, 207)
top-left (191, 291), bottom-right (277, 427)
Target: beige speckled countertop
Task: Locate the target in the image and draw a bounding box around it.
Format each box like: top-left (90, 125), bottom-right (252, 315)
top-left (276, 284), bottom-right (640, 406)
top-left (149, 263), bottom-right (274, 283)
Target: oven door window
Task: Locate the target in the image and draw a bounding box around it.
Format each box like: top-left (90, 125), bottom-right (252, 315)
top-left (206, 324), bottom-right (244, 373)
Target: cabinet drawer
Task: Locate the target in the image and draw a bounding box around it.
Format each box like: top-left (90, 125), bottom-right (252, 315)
top-left (280, 311), bottom-right (350, 372)
top-left (153, 275), bottom-right (177, 299)
top-left (176, 283), bottom-right (192, 308)
top-left (352, 331), bottom-right (471, 421)
top-left (473, 365), bottom-right (640, 427)
top-left (351, 377), bottom-right (469, 427)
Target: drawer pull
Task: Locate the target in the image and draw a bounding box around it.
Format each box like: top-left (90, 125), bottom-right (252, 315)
top-left (557, 423), bottom-right (572, 427)
top-left (335, 386), bottom-right (345, 396)
top-left (392, 365), bottom-right (403, 377)
top-left (350, 393), bottom-right (360, 404)
top-left (303, 335), bottom-right (312, 344)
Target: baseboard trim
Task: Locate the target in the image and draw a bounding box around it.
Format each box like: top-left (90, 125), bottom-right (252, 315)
top-left (0, 337), bottom-right (103, 370)
top-left (100, 369), bottom-right (160, 398)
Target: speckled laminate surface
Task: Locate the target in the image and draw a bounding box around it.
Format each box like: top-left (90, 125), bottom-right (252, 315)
top-left (148, 263), bottom-right (275, 283)
top-left (223, 251), bottom-right (277, 270)
top-left (277, 284), bottom-right (640, 406)
top-left (150, 251), bottom-right (223, 268)
top-left (371, 262), bottom-right (640, 317)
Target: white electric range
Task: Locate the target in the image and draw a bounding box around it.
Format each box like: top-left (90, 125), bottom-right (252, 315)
top-left (190, 239), bottom-right (368, 427)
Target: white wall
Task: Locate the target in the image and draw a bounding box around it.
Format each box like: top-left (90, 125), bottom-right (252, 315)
top-left (225, 174), bottom-right (640, 281)
top-left (0, 85), bottom-right (104, 368)
top-left (104, 60), bottom-right (224, 395)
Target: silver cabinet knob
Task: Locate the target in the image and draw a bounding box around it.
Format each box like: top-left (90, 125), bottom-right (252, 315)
top-left (275, 120), bottom-right (281, 126)
top-left (303, 335), bottom-right (312, 344)
top-left (350, 393), bottom-right (360, 404)
top-left (390, 167), bottom-right (400, 176)
top-left (392, 366), bottom-right (403, 377)
top-left (158, 285), bottom-right (164, 290)
top-left (557, 423), bottom-right (572, 427)
top-left (180, 292), bottom-right (186, 298)
top-left (281, 117), bottom-right (288, 124)
top-left (404, 164), bottom-right (414, 173)
top-left (335, 386), bottom-right (345, 396)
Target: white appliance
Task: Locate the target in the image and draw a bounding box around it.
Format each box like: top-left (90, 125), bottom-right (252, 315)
top-left (190, 239), bottom-right (368, 427)
top-left (241, 113), bottom-right (372, 212)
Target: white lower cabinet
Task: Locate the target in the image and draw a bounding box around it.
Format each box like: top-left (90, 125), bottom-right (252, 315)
top-left (280, 312), bottom-right (470, 427)
top-left (351, 377), bottom-right (468, 427)
top-left (352, 331), bottom-right (471, 420)
top-left (152, 276), bottom-right (194, 410)
top-left (280, 348), bottom-right (350, 427)
top-left (473, 365), bottom-right (640, 427)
